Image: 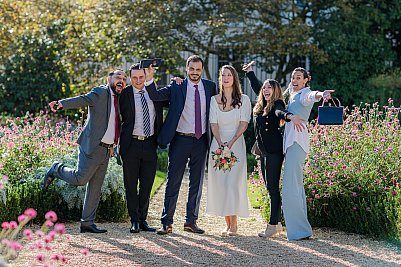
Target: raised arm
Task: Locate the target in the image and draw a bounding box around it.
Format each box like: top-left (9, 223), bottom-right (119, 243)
top-left (144, 64), bottom-right (172, 101)
top-left (245, 71), bottom-right (263, 95)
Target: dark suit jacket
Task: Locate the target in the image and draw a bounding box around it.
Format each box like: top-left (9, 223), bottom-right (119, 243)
top-left (60, 85), bottom-right (120, 155)
top-left (246, 71), bottom-right (290, 154)
top-left (119, 85), bottom-right (165, 155)
top-left (146, 78), bottom-right (217, 147)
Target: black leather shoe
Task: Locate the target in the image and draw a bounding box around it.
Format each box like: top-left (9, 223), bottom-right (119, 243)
top-left (130, 222), bottom-right (140, 233)
top-left (139, 221), bottom-right (156, 232)
top-left (156, 224), bottom-right (172, 235)
top-left (43, 162), bottom-right (60, 189)
top-left (80, 224), bottom-right (107, 234)
top-left (184, 223), bottom-right (205, 234)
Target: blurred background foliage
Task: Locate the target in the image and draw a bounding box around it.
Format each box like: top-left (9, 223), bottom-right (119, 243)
top-left (1, 0), bottom-right (400, 116)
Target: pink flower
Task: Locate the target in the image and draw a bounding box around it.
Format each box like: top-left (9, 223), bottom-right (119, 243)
top-left (61, 256), bottom-right (67, 263)
top-left (46, 220), bottom-right (54, 227)
top-left (24, 208), bottom-right (37, 218)
top-left (9, 221), bottom-right (18, 229)
top-left (18, 214), bottom-right (28, 223)
top-left (1, 222), bottom-right (10, 229)
top-left (45, 210), bottom-right (58, 222)
top-left (392, 191), bottom-right (397, 196)
top-left (52, 254), bottom-right (61, 261)
top-left (35, 230), bottom-right (45, 237)
top-left (352, 192), bottom-right (357, 197)
top-left (80, 248), bottom-right (90, 256)
top-left (23, 229), bottom-right (33, 238)
top-left (315, 194), bottom-right (320, 199)
top-left (37, 254), bottom-right (44, 262)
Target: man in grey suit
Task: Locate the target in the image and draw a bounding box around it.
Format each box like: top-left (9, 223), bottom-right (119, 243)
top-left (44, 69), bottom-right (127, 234)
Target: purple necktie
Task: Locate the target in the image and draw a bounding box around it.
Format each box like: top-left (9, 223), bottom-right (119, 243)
top-left (194, 84), bottom-right (202, 139)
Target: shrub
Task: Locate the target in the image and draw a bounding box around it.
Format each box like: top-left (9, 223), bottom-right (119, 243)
top-left (305, 100), bottom-right (401, 239)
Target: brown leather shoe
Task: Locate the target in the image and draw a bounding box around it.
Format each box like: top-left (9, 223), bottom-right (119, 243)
top-left (184, 223), bottom-right (205, 234)
top-left (156, 224), bottom-right (172, 235)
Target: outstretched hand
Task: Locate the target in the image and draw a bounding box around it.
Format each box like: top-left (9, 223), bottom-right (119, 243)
top-left (48, 101), bottom-right (62, 112)
top-left (291, 115), bottom-right (306, 132)
top-left (242, 61), bottom-right (255, 72)
top-left (322, 90), bottom-right (335, 101)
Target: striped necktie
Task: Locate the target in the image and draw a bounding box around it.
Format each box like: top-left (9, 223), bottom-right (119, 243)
top-left (139, 90), bottom-right (151, 137)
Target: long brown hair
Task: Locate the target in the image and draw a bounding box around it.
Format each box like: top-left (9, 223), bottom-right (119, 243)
top-left (218, 65), bottom-right (242, 110)
top-left (253, 79), bottom-right (284, 116)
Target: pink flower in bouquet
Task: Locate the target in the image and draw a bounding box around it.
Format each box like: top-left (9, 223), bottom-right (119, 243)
top-left (216, 148), bottom-right (222, 155)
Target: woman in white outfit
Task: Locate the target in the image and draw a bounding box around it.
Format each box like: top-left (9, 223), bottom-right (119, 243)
top-left (206, 65), bottom-right (251, 236)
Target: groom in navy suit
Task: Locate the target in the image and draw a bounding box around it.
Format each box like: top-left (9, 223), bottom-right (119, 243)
top-left (145, 55), bottom-right (217, 235)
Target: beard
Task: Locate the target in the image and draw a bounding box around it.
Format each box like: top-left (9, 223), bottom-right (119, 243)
top-left (110, 82), bottom-right (123, 95)
top-left (188, 74), bottom-right (201, 83)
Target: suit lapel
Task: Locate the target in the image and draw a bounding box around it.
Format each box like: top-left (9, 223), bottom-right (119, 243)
top-left (203, 79), bottom-right (212, 111)
top-left (128, 86), bottom-right (136, 117)
top-left (181, 79), bottom-right (188, 100)
top-left (106, 85), bottom-right (111, 123)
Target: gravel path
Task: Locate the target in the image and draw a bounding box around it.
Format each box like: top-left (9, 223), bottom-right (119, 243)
top-left (12, 175), bottom-right (401, 266)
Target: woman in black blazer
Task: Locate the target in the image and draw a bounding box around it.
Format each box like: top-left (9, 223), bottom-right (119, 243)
top-left (243, 62), bottom-right (302, 238)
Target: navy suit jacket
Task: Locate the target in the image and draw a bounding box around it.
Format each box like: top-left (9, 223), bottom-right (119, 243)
top-left (146, 78), bottom-right (217, 147)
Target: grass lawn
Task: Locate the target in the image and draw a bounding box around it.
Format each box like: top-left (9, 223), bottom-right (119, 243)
top-left (150, 170), bottom-right (166, 198)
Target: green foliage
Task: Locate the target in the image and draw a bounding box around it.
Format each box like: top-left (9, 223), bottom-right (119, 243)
top-left (311, 1), bottom-right (401, 107)
top-left (157, 149), bottom-right (169, 172)
top-left (0, 30), bottom-right (70, 115)
top-left (367, 70), bottom-right (401, 105)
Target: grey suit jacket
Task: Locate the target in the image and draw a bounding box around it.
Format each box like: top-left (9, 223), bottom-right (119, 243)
top-left (60, 84), bottom-right (117, 155)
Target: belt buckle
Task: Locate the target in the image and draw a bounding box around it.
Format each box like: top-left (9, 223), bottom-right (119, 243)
top-left (138, 136), bottom-right (146, 141)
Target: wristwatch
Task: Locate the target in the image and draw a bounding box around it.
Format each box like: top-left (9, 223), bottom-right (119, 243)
top-left (285, 113), bottom-right (294, 121)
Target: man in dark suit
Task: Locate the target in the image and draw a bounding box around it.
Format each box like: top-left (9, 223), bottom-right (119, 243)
top-left (44, 69), bottom-right (127, 234)
top-left (119, 63), bottom-right (164, 233)
top-left (145, 55), bottom-right (217, 235)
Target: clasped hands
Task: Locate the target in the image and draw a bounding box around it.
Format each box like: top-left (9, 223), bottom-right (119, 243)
top-left (218, 140), bottom-right (234, 150)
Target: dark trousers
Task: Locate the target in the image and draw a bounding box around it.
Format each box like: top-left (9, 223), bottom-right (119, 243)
top-left (260, 152), bottom-right (284, 225)
top-left (121, 136), bottom-right (157, 223)
top-left (161, 134), bottom-right (207, 225)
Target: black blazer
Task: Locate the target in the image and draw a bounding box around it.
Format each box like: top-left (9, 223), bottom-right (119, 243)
top-left (246, 71), bottom-right (290, 154)
top-left (119, 85), bottom-right (165, 155)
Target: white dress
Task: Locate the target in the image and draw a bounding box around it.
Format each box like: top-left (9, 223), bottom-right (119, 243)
top-left (206, 94), bottom-right (251, 217)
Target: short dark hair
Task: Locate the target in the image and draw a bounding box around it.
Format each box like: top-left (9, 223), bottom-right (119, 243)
top-left (186, 55), bottom-right (204, 68)
top-left (129, 63), bottom-right (145, 76)
top-left (108, 69), bottom-right (125, 77)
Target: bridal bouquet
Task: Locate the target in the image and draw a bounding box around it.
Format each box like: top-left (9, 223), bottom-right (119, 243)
top-left (211, 146), bottom-right (238, 172)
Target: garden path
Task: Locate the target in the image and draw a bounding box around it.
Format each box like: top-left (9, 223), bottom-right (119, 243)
top-left (12, 175), bottom-right (401, 266)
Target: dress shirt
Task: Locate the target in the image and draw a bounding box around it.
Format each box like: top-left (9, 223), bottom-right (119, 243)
top-left (132, 87), bottom-right (156, 136)
top-left (101, 88), bottom-right (117, 145)
top-left (177, 79), bottom-right (206, 134)
top-left (283, 87), bottom-right (319, 154)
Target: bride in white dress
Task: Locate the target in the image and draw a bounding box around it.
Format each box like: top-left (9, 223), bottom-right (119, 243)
top-left (206, 65), bottom-right (251, 236)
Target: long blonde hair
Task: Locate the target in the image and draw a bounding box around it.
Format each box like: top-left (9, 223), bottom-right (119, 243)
top-left (253, 79), bottom-right (284, 116)
top-left (218, 65), bottom-right (243, 110)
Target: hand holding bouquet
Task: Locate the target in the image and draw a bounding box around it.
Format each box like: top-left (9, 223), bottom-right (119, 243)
top-left (211, 145), bottom-right (238, 172)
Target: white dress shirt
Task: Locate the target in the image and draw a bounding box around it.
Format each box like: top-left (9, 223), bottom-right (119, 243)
top-left (177, 79), bottom-right (207, 134)
top-left (101, 88), bottom-right (117, 145)
top-left (132, 87), bottom-right (156, 136)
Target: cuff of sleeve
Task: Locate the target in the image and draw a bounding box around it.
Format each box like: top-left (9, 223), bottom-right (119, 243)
top-left (285, 112), bottom-right (293, 122)
top-left (313, 91), bottom-right (321, 102)
top-left (144, 79), bottom-right (154, 87)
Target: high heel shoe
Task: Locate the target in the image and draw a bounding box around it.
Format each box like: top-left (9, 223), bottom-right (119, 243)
top-left (258, 223), bottom-right (283, 238)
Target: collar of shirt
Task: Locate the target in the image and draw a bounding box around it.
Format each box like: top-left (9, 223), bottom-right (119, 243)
top-left (132, 86), bottom-right (146, 94)
top-left (187, 79), bottom-right (201, 89)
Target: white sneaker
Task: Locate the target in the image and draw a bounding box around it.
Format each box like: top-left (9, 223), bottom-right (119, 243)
top-left (258, 223), bottom-right (283, 238)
